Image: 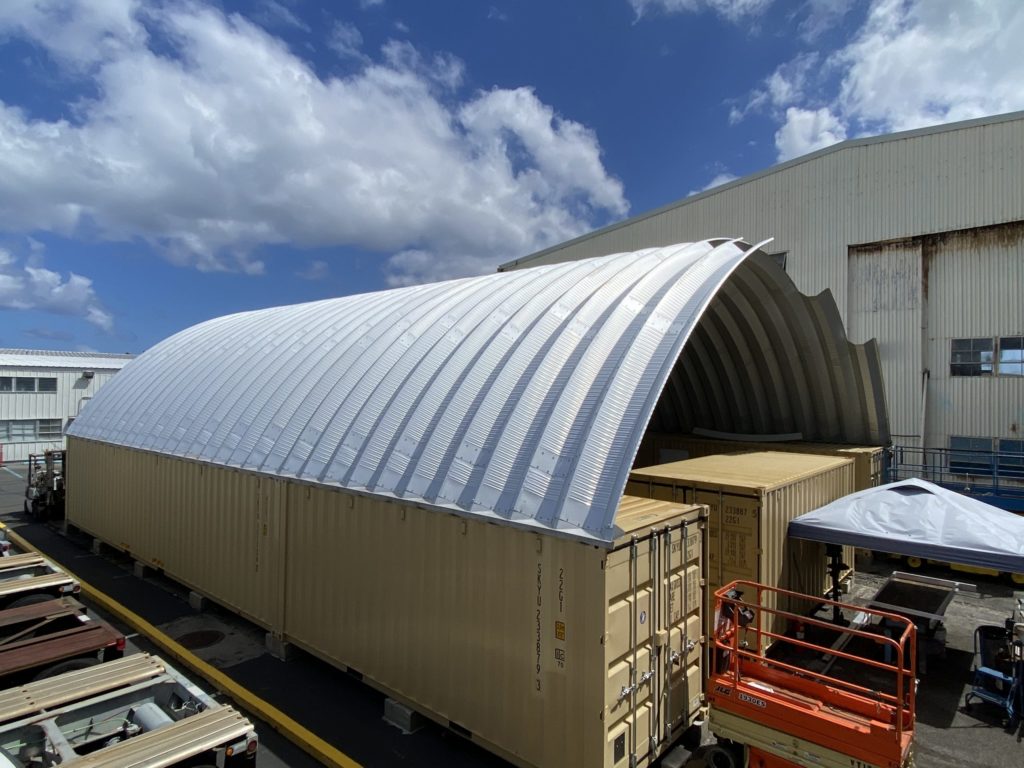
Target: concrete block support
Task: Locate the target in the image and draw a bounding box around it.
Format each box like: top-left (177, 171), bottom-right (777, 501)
top-left (133, 560), bottom-right (150, 579)
top-left (188, 590), bottom-right (208, 612)
top-left (383, 699), bottom-right (424, 734)
top-left (265, 632), bottom-right (292, 661)
top-left (91, 538), bottom-right (104, 555)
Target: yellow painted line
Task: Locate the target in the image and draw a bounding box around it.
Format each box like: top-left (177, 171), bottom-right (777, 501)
top-left (4, 526), bottom-right (362, 768)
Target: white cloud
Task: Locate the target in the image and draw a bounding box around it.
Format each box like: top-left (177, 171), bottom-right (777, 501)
top-left (745, 0), bottom-right (1024, 161)
top-left (257, 1), bottom-right (310, 33)
top-left (328, 21), bottom-right (364, 60)
top-left (360, 0), bottom-right (384, 7)
top-left (297, 259), bottom-right (329, 280)
top-left (688, 172), bottom-right (738, 196)
top-left (0, 249), bottom-right (113, 331)
top-left (836, 0), bottom-right (1024, 132)
top-left (0, 0), bottom-right (145, 70)
top-left (797, 0), bottom-right (855, 41)
top-left (0, 2), bottom-right (627, 285)
top-left (629, 0), bottom-right (773, 22)
top-left (729, 52), bottom-right (819, 124)
top-left (774, 106), bottom-right (846, 161)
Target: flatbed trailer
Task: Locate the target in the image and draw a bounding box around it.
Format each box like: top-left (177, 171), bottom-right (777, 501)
top-left (706, 580), bottom-right (917, 768)
top-left (0, 597), bottom-right (124, 685)
top-left (0, 653), bottom-right (257, 767)
top-left (0, 553), bottom-right (79, 609)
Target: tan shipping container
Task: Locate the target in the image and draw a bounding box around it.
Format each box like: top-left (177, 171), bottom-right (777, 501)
top-left (626, 452), bottom-right (855, 643)
top-left (636, 432), bottom-right (886, 491)
top-left (67, 437), bottom-right (708, 768)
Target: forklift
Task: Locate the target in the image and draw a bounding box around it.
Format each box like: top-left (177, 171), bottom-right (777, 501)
top-left (24, 449), bottom-right (66, 521)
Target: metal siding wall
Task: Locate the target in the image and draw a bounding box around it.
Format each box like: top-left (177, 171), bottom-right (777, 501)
top-left (509, 120), bottom-right (1024, 450)
top-left (0, 368), bottom-right (120, 462)
top-left (925, 227), bottom-right (1024, 445)
top-left (846, 243), bottom-right (923, 446)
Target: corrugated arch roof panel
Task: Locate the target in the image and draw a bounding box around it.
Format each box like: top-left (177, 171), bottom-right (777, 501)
top-left (69, 239), bottom-right (881, 544)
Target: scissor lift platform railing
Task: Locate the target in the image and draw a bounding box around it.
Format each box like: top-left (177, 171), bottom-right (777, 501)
top-left (707, 580), bottom-right (917, 768)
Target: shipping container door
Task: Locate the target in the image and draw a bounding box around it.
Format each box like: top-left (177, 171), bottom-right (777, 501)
top-left (605, 517), bottom-right (705, 768)
top-left (660, 519), bottom-right (705, 745)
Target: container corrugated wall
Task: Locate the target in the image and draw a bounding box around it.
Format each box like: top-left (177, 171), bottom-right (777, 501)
top-left (624, 452), bottom-right (855, 642)
top-left (69, 438), bottom-right (287, 628)
top-left (635, 433), bottom-right (880, 574)
top-left (67, 437), bottom-right (707, 768)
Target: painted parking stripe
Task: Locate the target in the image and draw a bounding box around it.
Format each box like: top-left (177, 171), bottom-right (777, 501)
top-left (4, 527), bottom-right (362, 768)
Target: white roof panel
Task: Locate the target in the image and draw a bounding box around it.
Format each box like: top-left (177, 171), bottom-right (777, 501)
top-left (68, 240), bottom-right (788, 543)
top-left (0, 349), bottom-right (134, 371)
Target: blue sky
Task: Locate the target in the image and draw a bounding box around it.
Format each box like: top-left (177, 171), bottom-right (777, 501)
top-left (0, 0), bottom-right (1021, 353)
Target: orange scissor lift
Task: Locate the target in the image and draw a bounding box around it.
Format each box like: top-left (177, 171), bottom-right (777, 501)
top-left (706, 581), bottom-right (917, 768)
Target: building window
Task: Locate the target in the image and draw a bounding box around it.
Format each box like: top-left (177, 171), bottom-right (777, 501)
top-left (951, 337), bottom-right (1024, 376)
top-left (0, 377), bottom-right (58, 393)
top-left (950, 338), bottom-right (994, 376)
top-left (1000, 337), bottom-right (1024, 376)
top-left (0, 419), bottom-right (64, 442)
top-left (37, 419), bottom-right (62, 439)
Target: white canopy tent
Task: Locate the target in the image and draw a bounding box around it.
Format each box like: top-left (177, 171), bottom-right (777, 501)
top-left (788, 478), bottom-right (1024, 573)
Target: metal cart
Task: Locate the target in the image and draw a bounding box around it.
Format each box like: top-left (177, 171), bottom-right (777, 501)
top-left (965, 599), bottom-right (1024, 727)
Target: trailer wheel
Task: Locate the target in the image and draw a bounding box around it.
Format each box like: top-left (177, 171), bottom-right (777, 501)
top-left (32, 657), bottom-right (99, 681)
top-left (7, 593), bottom-right (52, 609)
top-left (703, 744), bottom-right (739, 768)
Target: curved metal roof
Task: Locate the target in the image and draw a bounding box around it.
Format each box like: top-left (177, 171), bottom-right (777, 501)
top-left (652, 254), bottom-right (888, 444)
top-left (69, 239), bottom-right (887, 544)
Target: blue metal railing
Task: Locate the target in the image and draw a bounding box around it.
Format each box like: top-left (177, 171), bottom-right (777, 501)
top-left (890, 446), bottom-right (1024, 513)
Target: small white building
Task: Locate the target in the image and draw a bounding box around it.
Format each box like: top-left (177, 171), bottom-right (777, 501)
top-left (0, 349), bottom-right (134, 463)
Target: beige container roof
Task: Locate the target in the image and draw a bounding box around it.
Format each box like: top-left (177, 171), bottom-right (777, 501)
top-left (631, 451), bottom-right (853, 493)
top-left (613, 495), bottom-right (702, 538)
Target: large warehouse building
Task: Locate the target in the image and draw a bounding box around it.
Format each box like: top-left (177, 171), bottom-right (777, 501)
top-left (502, 112), bottom-right (1024, 469)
